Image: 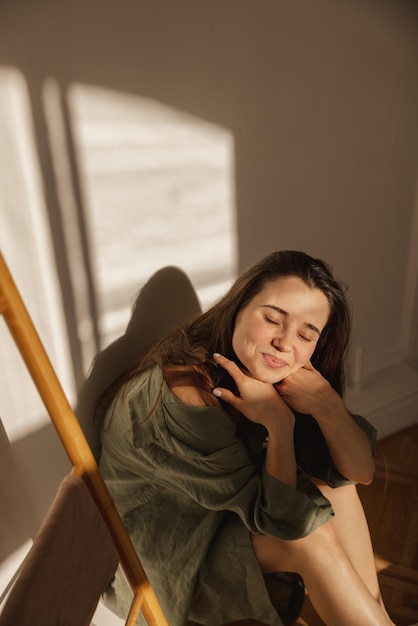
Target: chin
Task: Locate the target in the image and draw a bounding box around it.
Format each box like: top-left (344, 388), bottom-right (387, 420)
top-left (254, 368), bottom-right (287, 384)
top-left (242, 359), bottom-right (289, 384)
top-left (272, 372), bottom-right (288, 384)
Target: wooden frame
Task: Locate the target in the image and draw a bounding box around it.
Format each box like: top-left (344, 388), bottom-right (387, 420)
top-left (0, 250), bottom-right (168, 626)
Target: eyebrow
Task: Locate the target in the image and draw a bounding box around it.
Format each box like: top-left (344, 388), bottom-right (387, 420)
top-left (261, 304), bottom-right (322, 336)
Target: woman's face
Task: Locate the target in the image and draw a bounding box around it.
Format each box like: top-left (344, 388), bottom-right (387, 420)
top-left (232, 276), bottom-right (330, 383)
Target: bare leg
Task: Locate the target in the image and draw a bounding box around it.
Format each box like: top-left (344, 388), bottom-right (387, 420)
top-left (251, 518), bottom-right (395, 626)
top-left (313, 482), bottom-right (390, 618)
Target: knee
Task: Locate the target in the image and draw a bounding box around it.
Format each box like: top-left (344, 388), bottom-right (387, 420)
top-left (287, 522), bottom-right (344, 561)
top-left (251, 521), bottom-right (343, 574)
top-left (291, 521), bottom-right (350, 573)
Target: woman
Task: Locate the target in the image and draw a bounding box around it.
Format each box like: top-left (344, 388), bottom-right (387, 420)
top-left (99, 250), bottom-right (394, 626)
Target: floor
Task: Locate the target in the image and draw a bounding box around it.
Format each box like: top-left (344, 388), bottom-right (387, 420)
top-left (296, 424), bottom-right (418, 626)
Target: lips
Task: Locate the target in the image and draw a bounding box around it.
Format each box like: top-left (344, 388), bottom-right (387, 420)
top-left (262, 353), bottom-right (289, 369)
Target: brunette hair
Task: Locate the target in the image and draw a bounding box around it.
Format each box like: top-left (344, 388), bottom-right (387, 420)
top-left (117, 250), bottom-right (351, 396)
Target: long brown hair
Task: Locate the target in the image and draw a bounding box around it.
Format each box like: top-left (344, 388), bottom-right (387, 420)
top-left (108, 250), bottom-right (351, 399)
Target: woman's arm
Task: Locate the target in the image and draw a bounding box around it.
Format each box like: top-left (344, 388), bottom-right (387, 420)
top-left (212, 353), bottom-right (298, 488)
top-left (126, 362), bottom-right (334, 538)
top-left (277, 362), bottom-right (375, 485)
top-left (263, 413), bottom-right (297, 488)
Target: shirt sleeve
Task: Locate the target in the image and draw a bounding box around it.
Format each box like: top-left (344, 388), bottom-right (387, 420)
top-left (293, 412), bottom-right (377, 487)
top-left (128, 388), bottom-right (334, 540)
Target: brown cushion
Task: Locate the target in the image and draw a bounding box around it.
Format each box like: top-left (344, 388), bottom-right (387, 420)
top-left (0, 474), bottom-right (119, 626)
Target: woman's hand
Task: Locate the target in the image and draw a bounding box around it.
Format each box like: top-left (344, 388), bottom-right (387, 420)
top-left (275, 361), bottom-right (335, 418)
top-left (212, 353), bottom-right (298, 487)
top-left (211, 353), bottom-right (294, 430)
top-left (276, 361), bottom-right (375, 485)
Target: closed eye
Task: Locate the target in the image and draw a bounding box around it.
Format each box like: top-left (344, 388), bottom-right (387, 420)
top-left (298, 333), bottom-right (314, 342)
top-left (264, 315), bottom-right (280, 325)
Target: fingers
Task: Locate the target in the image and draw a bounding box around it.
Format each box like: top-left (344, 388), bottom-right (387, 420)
top-left (211, 386), bottom-right (241, 409)
top-left (212, 352), bottom-right (251, 387)
top-left (211, 353), bottom-right (241, 405)
top-left (212, 352), bottom-right (243, 378)
top-left (211, 353), bottom-right (294, 425)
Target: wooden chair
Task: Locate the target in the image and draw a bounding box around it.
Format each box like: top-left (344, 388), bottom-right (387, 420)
top-left (0, 251), bottom-right (308, 625)
top-left (0, 471), bottom-right (119, 626)
top-left (0, 249), bottom-right (170, 626)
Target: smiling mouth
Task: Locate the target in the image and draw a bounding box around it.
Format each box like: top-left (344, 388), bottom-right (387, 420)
top-left (262, 353), bottom-right (289, 369)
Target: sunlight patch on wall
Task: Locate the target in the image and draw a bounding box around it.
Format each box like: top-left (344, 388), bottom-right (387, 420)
top-left (0, 67), bottom-right (75, 442)
top-left (69, 84), bottom-right (237, 346)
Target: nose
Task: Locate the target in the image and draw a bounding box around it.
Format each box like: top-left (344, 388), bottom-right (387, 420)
top-left (272, 329), bottom-right (292, 353)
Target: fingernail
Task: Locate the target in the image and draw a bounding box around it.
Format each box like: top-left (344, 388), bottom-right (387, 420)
top-left (213, 352), bottom-right (221, 358)
top-left (212, 388), bottom-right (222, 397)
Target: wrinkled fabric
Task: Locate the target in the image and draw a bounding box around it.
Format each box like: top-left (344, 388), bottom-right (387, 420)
top-left (99, 366), bottom-right (376, 625)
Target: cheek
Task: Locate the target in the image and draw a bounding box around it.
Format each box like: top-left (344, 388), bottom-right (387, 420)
top-left (295, 343), bottom-right (317, 366)
top-left (234, 317), bottom-right (261, 345)
top-left (232, 318), bottom-right (265, 362)
top-left (231, 324), bottom-right (246, 358)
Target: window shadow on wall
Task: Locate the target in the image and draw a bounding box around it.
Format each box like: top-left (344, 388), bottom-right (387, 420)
top-left (0, 66), bottom-right (237, 439)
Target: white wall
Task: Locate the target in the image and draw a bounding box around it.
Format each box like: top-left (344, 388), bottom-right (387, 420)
top-left (0, 0), bottom-right (417, 594)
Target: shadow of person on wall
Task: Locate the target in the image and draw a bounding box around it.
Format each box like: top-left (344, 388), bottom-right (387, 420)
top-left (75, 265), bottom-right (201, 461)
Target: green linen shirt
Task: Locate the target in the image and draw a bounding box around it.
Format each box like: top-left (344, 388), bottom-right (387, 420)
top-left (99, 365), bottom-right (376, 626)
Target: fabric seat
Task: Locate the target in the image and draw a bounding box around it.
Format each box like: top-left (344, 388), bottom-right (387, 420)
top-left (0, 473), bottom-right (119, 626)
